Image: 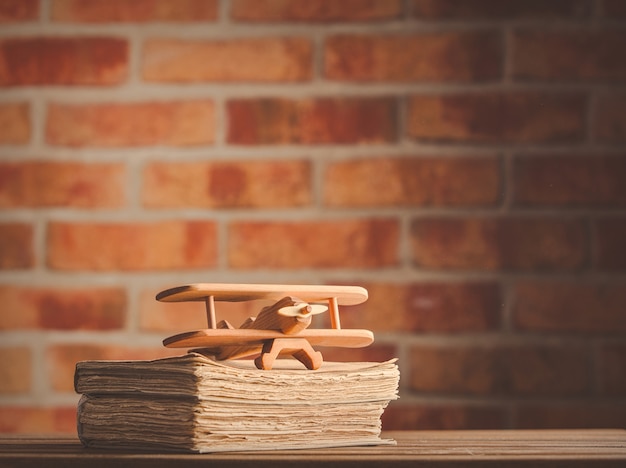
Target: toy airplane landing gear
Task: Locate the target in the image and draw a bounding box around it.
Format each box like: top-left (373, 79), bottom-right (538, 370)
top-left (157, 283), bottom-right (373, 370)
top-left (255, 338), bottom-right (323, 370)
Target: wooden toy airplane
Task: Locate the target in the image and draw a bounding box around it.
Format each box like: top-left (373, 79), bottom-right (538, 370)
top-left (157, 283), bottom-right (373, 371)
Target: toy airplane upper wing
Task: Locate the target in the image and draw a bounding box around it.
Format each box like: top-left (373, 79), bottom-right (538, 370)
top-left (156, 283), bottom-right (373, 370)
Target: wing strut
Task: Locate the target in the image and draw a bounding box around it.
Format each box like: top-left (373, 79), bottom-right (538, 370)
top-left (205, 295), bottom-right (216, 329)
top-left (329, 297), bottom-right (341, 329)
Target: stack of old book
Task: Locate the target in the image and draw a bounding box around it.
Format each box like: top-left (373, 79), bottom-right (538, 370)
top-left (74, 352), bottom-right (399, 452)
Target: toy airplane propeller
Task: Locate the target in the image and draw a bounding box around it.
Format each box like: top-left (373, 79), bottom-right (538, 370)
top-left (278, 303), bottom-right (328, 318)
top-left (156, 283), bottom-right (373, 371)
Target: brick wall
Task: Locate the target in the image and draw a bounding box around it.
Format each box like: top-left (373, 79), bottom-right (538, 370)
top-left (1, 0), bottom-right (625, 434)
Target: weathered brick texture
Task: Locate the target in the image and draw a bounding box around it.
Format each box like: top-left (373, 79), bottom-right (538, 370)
top-left (512, 155), bottom-right (626, 207)
top-left (0, 0), bottom-right (39, 22)
top-left (227, 98), bottom-right (396, 144)
top-left (0, 286), bottom-right (126, 330)
top-left (593, 93), bottom-right (626, 143)
top-left (593, 218), bottom-right (626, 271)
top-left (598, 344), bottom-right (626, 396)
top-left (407, 92), bottom-right (586, 143)
top-left (231, 0), bottom-right (402, 22)
top-left (0, 102), bottom-right (29, 144)
top-left (0, 37), bottom-right (127, 86)
top-left (143, 38), bottom-right (312, 82)
top-left (602, 0), bottom-right (626, 18)
top-left (512, 30), bottom-right (626, 81)
top-left (411, 217), bottom-right (586, 271)
top-left (0, 223), bottom-right (34, 269)
top-left (411, 0), bottom-right (591, 19)
top-left (512, 280), bottom-right (626, 333)
top-left (46, 101), bottom-right (215, 147)
top-left (0, 348), bottom-right (31, 394)
top-left (143, 160), bottom-right (312, 208)
top-left (0, 407), bottom-right (76, 434)
top-left (0, 161), bottom-right (125, 208)
top-left (324, 156), bottom-right (500, 207)
top-left (228, 219), bottom-right (399, 268)
top-left (335, 282), bottom-right (501, 332)
top-left (515, 405), bottom-right (626, 429)
top-left (409, 344), bottom-right (590, 396)
top-left (47, 221), bottom-right (217, 270)
top-left (325, 32), bottom-right (501, 82)
top-left (382, 404), bottom-right (505, 430)
top-left (51, 0), bottom-right (217, 22)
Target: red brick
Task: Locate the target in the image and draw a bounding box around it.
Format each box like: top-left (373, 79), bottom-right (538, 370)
top-left (601, 0), bottom-right (626, 18)
top-left (0, 347), bottom-right (30, 394)
top-left (228, 219), bottom-right (399, 269)
top-left (48, 344), bottom-right (180, 392)
top-left (411, 217), bottom-right (586, 271)
top-left (0, 286), bottom-right (126, 330)
top-left (515, 404), bottom-right (626, 429)
top-left (407, 92), bottom-right (586, 144)
top-left (47, 221), bottom-right (217, 271)
top-left (51, 0), bottom-right (217, 22)
top-left (512, 155), bottom-right (626, 207)
top-left (143, 160), bottom-right (312, 208)
top-left (513, 280), bottom-right (626, 334)
top-left (324, 156), bottom-right (500, 208)
top-left (594, 218), bottom-right (626, 271)
top-left (231, 0), bottom-right (401, 22)
top-left (0, 223), bottom-right (34, 269)
top-left (593, 93), bottom-right (626, 143)
top-left (0, 0), bottom-right (38, 22)
top-left (139, 287), bottom-right (264, 332)
top-left (0, 102), bottom-right (29, 144)
top-left (513, 30), bottom-right (626, 82)
top-left (334, 282), bottom-right (501, 333)
top-left (412, 0), bottom-right (591, 19)
top-left (325, 32), bottom-right (501, 82)
top-left (0, 161), bottom-right (125, 208)
top-left (46, 101), bottom-right (215, 147)
top-left (0, 37), bottom-right (127, 86)
top-left (382, 404), bottom-right (506, 430)
top-left (227, 97), bottom-right (396, 145)
top-left (143, 38), bottom-right (312, 82)
top-left (598, 344), bottom-right (626, 396)
top-left (409, 344), bottom-right (590, 396)
top-left (0, 407), bottom-right (76, 434)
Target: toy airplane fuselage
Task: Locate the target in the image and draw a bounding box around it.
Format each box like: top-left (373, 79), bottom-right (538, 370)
top-left (157, 284), bottom-right (373, 370)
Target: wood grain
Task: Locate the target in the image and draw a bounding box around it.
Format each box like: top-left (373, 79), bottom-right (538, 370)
top-left (163, 328), bottom-right (374, 349)
top-left (1, 430), bottom-right (625, 467)
top-left (156, 283), bottom-right (368, 306)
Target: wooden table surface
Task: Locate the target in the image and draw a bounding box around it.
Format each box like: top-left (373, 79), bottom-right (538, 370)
top-left (1, 430), bottom-right (625, 467)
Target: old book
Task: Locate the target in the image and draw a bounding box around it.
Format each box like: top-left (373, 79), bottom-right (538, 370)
top-left (75, 352), bottom-right (399, 453)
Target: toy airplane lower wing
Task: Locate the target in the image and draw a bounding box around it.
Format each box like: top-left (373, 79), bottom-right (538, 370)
top-left (157, 283), bottom-right (373, 370)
